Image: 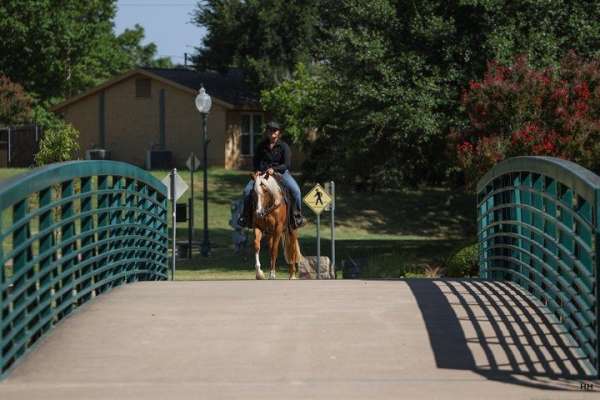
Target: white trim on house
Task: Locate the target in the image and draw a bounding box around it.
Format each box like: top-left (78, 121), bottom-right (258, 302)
top-left (240, 113), bottom-right (264, 157)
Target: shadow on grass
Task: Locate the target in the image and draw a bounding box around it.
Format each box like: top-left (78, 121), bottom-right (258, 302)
top-left (333, 187), bottom-right (476, 238)
top-left (166, 169), bottom-right (478, 279)
top-left (173, 227), bottom-right (470, 279)
top-left (406, 279), bottom-right (598, 390)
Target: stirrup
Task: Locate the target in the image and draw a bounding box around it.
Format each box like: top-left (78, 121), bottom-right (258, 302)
top-left (238, 216), bottom-right (250, 228)
top-left (293, 214), bottom-right (306, 229)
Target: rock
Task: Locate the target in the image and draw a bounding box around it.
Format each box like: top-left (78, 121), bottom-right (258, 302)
top-left (298, 256), bottom-right (335, 279)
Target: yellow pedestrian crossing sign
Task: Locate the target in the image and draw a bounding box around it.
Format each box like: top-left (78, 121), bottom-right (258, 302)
top-left (303, 183), bottom-right (332, 215)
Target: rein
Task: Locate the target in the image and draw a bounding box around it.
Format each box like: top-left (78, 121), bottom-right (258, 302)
top-left (257, 200), bottom-right (281, 218)
top-left (256, 174), bottom-right (283, 218)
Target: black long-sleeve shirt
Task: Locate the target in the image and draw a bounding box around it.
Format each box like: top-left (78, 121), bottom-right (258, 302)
top-left (253, 139), bottom-right (291, 173)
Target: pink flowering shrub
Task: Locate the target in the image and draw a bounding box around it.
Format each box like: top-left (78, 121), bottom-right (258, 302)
top-left (454, 52), bottom-right (600, 187)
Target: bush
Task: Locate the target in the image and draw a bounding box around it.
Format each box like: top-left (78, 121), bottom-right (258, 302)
top-left (33, 106), bottom-right (80, 165)
top-left (446, 243), bottom-right (479, 278)
top-left (0, 74), bottom-right (32, 125)
top-left (453, 52), bottom-right (600, 188)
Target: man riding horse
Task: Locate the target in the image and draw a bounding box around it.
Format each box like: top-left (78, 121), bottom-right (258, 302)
top-left (238, 121), bottom-right (306, 229)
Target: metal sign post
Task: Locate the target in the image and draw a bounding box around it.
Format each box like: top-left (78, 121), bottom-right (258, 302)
top-left (303, 183), bottom-right (333, 280)
top-left (161, 169), bottom-right (189, 281)
top-left (316, 213), bottom-right (321, 278)
top-left (170, 169), bottom-right (176, 280)
top-left (329, 181), bottom-right (335, 273)
top-left (186, 153), bottom-right (201, 258)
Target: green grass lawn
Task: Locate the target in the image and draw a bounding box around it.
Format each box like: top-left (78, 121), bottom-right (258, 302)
top-left (0, 167), bottom-right (476, 280)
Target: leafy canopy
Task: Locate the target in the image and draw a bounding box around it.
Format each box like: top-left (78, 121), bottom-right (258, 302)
top-left (0, 0), bottom-right (173, 103)
top-left (182, 1), bottom-right (600, 187)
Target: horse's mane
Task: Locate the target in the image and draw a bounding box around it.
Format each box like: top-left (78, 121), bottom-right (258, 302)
top-left (255, 173), bottom-right (283, 205)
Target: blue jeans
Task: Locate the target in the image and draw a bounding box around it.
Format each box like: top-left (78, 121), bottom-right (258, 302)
top-left (244, 170), bottom-right (302, 212)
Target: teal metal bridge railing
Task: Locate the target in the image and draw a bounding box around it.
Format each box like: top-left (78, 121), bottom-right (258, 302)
top-left (0, 161), bottom-right (168, 378)
top-left (477, 156), bottom-right (599, 376)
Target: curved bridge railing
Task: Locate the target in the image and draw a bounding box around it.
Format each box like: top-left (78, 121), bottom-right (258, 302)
top-left (477, 156), bottom-right (599, 376)
top-left (0, 161), bottom-right (168, 378)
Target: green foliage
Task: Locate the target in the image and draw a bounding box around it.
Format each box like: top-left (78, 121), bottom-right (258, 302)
top-left (454, 52), bottom-right (600, 187)
top-left (193, 0), bottom-right (321, 89)
top-left (296, 0), bottom-right (451, 187)
top-left (260, 63), bottom-right (319, 145)
top-left (0, 75), bottom-right (33, 126)
top-left (0, 0), bottom-right (117, 101)
top-left (112, 24), bottom-right (174, 70)
top-left (446, 243), bottom-right (479, 278)
top-left (196, 0), bottom-right (600, 188)
top-left (0, 1), bottom-right (172, 103)
top-left (33, 107), bottom-right (80, 165)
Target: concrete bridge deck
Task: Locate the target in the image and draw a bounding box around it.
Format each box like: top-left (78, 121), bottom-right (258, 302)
top-left (0, 280), bottom-right (597, 399)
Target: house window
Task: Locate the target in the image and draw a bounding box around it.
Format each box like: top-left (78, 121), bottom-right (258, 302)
top-left (135, 78), bottom-right (151, 98)
top-left (241, 113), bottom-right (263, 156)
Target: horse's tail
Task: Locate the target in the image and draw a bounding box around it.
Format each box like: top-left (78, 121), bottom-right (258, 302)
top-left (282, 228), bottom-right (302, 265)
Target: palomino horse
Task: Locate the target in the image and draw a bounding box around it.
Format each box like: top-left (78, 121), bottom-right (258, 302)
top-left (251, 171), bottom-right (303, 280)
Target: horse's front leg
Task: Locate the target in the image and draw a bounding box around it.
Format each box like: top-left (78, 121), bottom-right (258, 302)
top-left (268, 230), bottom-right (282, 280)
top-left (254, 228), bottom-right (265, 280)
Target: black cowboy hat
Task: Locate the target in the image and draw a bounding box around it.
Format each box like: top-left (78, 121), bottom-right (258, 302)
top-left (266, 121), bottom-right (281, 130)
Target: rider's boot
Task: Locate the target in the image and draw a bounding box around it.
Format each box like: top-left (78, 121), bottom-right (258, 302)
top-left (292, 209), bottom-right (306, 229)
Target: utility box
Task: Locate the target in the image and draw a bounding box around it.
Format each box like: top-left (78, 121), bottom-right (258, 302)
top-left (146, 150), bottom-right (172, 170)
top-left (85, 149), bottom-right (111, 160)
top-left (176, 203), bottom-right (187, 222)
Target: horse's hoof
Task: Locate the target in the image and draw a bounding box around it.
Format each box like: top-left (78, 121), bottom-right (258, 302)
top-left (269, 272), bottom-right (276, 280)
top-left (289, 275), bottom-right (297, 280)
top-left (256, 271), bottom-right (265, 280)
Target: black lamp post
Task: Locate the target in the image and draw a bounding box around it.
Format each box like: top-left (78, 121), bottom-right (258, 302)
top-left (195, 85), bottom-right (212, 256)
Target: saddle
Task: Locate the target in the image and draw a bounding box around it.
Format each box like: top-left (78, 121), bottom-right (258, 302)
top-left (273, 174), bottom-right (296, 232)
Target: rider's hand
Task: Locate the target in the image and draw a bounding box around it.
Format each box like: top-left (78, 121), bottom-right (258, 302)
top-left (266, 168), bottom-right (274, 175)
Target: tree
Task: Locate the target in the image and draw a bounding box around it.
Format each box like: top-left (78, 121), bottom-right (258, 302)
top-left (260, 63), bottom-right (319, 145)
top-left (0, 75), bottom-right (33, 126)
top-left (454, 52), bottom-right (600, 187)
top-left (0, 1), bottom-right (173, 103)
top-left (0, 0), bottom-right (117, 101)
top-left (279, 1), bottom-right (453, 188)
top-left (112, 24), bottom-right (173, 70)
top-left (192, 0), bottom-right (321, 89)
top-left (197, 0), bottom-right (600, 188)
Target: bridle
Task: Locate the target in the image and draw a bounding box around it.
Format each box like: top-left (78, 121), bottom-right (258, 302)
top-left (255, 173), bottom-right (282, 218)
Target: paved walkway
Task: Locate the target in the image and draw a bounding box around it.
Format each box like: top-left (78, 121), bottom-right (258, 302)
top-left (0, 280), bottom-right (597, 399)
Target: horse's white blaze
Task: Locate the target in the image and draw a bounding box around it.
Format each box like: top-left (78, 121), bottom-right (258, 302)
top-left (253, 174), bottom-right (283, 218)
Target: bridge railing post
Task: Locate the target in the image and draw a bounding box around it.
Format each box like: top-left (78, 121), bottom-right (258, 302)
top-left (477, 156), bottom-right (599, 377)
top-left (0, 161), bottom-right (169, 379)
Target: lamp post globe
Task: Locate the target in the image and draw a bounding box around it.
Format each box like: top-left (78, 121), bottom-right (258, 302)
top-left (196, 85), bottom-right (212, 256)
top-left (195, 86), bottom-right (212, 113)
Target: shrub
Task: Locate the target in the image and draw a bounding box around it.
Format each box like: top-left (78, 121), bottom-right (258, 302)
top-left (34, 106), bottom-right (80, 165)
top-left (453, 52), bottom-right (600, 188)
top-left (0, 74), bottom-right (33, 125)
top-left (446, 243), bottom-right (479, 278)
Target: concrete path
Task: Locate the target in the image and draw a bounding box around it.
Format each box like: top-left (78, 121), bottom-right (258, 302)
top-left (0, 280), bottom-right (598, 399)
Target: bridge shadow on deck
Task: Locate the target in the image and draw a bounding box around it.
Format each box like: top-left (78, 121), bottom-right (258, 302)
top-left (406, 279), bottom-right (598, 391)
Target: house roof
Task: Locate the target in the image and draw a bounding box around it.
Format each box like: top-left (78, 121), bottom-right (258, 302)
top-left (52, 68), bottom-right (260, 112)
top-left (143, 68), bottom-right (260, 107)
